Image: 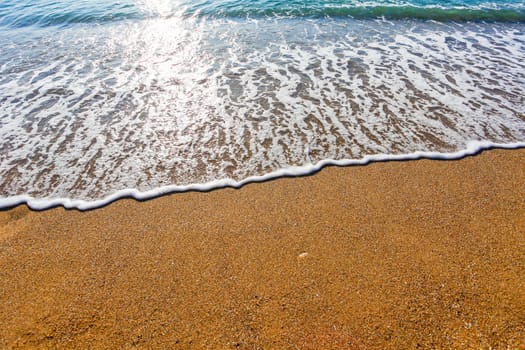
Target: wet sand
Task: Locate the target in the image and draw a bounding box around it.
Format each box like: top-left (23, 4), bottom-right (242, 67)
top-left (0, 149), bottom-right (524, 349)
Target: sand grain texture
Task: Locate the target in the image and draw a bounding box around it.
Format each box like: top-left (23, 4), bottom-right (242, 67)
top-left (1, 149), bottom-right (524, 349)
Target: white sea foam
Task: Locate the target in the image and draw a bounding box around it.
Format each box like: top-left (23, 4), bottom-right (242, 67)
top-left (1, 141), bottom-right (523, 210)
top-left (0, 17), bottom-right (524, 207)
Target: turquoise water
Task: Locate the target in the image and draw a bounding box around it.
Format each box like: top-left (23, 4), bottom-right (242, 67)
top-left (0, 1), bottom-right (524, 207)
top-left (1, 0), bottom-right (525, 27)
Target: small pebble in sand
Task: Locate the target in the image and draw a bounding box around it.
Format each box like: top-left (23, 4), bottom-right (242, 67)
top-left (298, 252), bottom-right (309, 259)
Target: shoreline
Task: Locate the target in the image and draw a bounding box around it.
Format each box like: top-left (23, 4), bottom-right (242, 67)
top-left (2, 141), bottom-right (525, 211)
top-left (1, 148), bottom-right (524, 348)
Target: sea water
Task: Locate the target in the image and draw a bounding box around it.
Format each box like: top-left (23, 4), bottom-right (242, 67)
top-left (0, 0), bottom-right (524, 209)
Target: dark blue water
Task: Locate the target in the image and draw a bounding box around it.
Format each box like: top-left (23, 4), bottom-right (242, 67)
top-left (1, 0), bottom-right (524, 28)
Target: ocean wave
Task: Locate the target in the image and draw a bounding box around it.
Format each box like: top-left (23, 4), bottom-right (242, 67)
top-left (0, 0), bottom-right (142, 28)
top-left (195, 4), bottom-right (525, 22)
top-left (1, 0), bottom-right (525, 28)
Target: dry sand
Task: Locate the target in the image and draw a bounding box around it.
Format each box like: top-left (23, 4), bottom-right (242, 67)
top-left (0, 149), bottom-right (524, 349)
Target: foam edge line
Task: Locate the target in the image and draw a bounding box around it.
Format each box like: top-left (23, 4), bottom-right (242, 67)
top-left (2, 141), bottom-right (524, 211)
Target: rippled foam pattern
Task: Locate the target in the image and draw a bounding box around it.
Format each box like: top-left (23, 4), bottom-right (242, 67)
top-left (0, 0), bottom-right (524, 207)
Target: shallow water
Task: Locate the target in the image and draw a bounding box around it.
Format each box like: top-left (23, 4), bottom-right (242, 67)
top-left (0, 0), bottom-right (524, 208)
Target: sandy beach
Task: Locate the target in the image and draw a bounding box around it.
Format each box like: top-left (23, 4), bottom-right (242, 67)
top-left (0, 148), bottom-right (524, 349)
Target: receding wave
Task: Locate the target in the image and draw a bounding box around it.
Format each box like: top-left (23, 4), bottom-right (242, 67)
top-left (4, 141), bottom-right (525, 211)
top-left (1, 0), bottom-right (525, 28)
top-left (1, 17), bottom-right (524, 206)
